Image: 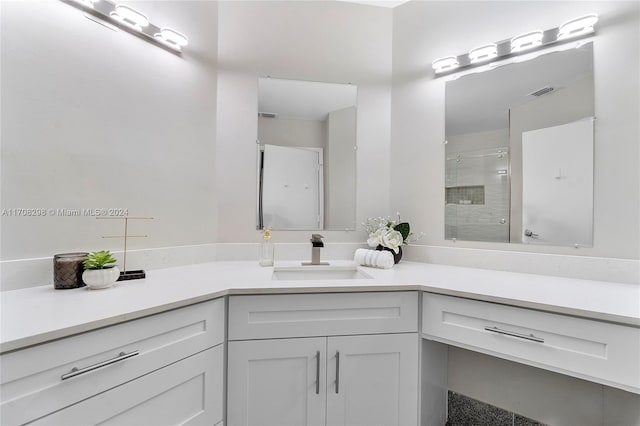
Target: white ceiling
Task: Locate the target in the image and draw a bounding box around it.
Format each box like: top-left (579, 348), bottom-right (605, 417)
top-left (259, 78), bottom-right (357, 121)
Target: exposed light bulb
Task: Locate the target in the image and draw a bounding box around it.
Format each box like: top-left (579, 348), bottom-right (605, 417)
top-left (511, 30), bottom-right (543, 53)
top-left (70, 0), bottom-right (100, 8)
top-left (558, 13), bottom-right (598, 40)
top-left (154, 27), bottom-right (189, 50)
top-left (469, 43), bottom-right (498, 64)
top-left (110, 4), bottom-right (149, 32)
top-left (432, 56), bottom-right (459, 74)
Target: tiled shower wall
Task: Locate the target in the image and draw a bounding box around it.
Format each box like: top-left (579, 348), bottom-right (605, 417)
top-left (445, 147), bottom-right (510, 242)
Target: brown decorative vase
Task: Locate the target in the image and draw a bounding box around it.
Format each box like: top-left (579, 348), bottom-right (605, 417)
top-left (53, 253), bottom-right (88, 289)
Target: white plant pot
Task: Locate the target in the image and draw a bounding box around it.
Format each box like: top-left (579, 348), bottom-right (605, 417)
top-left (82, 267), bottom-right (120, 290)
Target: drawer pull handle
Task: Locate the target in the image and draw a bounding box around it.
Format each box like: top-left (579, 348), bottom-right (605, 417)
top-left (61, 350), bottom-right (140, 380)
top-left (315, 351), bottom-right (320, 395)
top-left (335, 351), bottom-right (340, 394)
top-left (484, 326), bottom-right (544, 343)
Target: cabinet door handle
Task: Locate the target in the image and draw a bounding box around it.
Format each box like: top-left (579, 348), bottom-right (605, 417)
top-left (315, 351), bottom-right (320, 395)
top-left (484, 326), bottom-right (544, 343)
top-left (335, 351), bottom-right (340, 394)
top-left (61, 350), bottom-right (140, 380)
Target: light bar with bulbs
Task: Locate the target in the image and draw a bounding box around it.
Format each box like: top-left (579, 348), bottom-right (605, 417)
top-left (432, 13), bottom-right (598, 77)
top-left (62, 0), bottom-right (189, 54)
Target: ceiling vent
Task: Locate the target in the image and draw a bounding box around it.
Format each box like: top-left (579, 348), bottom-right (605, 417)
top-left (528, 86), bottom-right (555, 97)
top-left (259, 112), bottom-right (278, 118)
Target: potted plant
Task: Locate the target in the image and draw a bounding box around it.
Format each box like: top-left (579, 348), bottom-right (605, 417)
top-left (82, 250), bottom-right (120, 290)
top-left (364, 213), bottom-right (421, 264)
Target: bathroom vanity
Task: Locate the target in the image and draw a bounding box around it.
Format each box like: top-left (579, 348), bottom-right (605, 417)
top-left (1, 261), bottom-right (638, 425)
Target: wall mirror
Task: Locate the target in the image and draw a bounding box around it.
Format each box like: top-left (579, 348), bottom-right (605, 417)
top-left (257, 77), bottom-right (357, 231)
top-left (445, 42), bottom-right (595, 247)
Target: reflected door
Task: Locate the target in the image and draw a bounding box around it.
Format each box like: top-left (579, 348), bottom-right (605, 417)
top-left (521, 119), bottom-right (594, 246)
top-left (261, 144), bottom-right (323, 229)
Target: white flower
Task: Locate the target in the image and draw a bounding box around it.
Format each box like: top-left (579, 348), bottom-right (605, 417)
top-left (367, 228), bottom-right (385, 248)
top-left (382, 229), bottom-right (403, 254)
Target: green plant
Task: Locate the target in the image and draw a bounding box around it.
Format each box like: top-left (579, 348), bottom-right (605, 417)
top-left (83, 250), bottom-right (117, 270)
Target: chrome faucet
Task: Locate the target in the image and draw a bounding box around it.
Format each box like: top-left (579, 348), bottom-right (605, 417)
top-left (302, 234), bottom-right (329, 266)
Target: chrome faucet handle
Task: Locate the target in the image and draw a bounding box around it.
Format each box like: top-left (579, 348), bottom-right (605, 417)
top-left (310, 234), bottom-right (324, 247)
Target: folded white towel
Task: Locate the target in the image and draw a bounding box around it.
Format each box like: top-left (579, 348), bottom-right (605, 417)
top-left (354, 248), bottom-right (394, 269)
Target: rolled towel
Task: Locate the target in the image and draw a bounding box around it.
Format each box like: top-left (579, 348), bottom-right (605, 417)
top-left (354, 248), bottom-right (394, 269)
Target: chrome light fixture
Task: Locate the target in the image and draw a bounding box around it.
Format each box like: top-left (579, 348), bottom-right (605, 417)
top-left (109, 4), bottom-right (149, 32)
top-left (469, 43), bottom-right (498, 63)
top-left (62, 0), bottom-right (189, 54)
top-left (70, 0), bottom-right (100, 8)
top-left (558, 13), bottom-right (598, 40)
top-left (432, 12), bottom-right (598, 77)
top-left (510, 30), bottom-right (544, 53)
top-left (154, 28), bottom-right (189, 51)
top-left (432, 56), bottom-right (459, 74)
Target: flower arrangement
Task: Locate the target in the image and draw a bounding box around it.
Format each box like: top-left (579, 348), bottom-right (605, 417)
top-left (363, 213), bottom-right (420, 254)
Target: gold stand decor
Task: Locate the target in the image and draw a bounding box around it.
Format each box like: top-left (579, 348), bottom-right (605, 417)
top-left (97, 216), bottom-right (153, 281)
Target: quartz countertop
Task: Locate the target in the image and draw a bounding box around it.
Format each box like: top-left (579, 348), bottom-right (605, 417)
top-left (1, 260), bottom-right (638, 353)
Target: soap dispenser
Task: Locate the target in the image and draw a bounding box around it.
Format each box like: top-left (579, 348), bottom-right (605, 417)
top-left (259, 227), bottom-right (274, 266)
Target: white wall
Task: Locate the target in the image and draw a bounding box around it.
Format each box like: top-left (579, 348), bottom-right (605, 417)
top-left (326, 107), bottom-right (357, 230)
top-left (0, 1), bottom-right (218, 269)
top-left (391, 1), bottom-right (640, 262)
top-left (258, 117), bottom-right (326, 148)
top-left (216, 0), bottom-right (392, 244)
top-left (392, 2), bottom-right (640, 423)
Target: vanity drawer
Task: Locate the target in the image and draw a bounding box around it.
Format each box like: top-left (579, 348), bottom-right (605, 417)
top-left (1, 298), bottom-right (224, 425)
top-left (228, 291), bottom-right (418, 340)
top-left (422, 293), bottom-right (640, 393)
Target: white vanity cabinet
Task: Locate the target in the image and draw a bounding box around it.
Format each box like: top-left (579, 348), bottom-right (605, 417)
top-left (422, 292), bottom-right (640, 394)
top-left (0, 298), bottom-right (225, 426)
top-left (226, 292), bottom-right (420, 426)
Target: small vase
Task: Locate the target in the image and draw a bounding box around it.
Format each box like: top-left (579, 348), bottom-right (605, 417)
top-left (82, 267), bottom-right (120, 290)
top-left (376, 245), bottom-right (403, 264)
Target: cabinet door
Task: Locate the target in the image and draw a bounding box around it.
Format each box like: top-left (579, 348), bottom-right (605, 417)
top-left (326, 333), bottom-right (419, 426)
top-left (30, 345), bottom-right (223, 426)
top-left (227, 337), bottom-right (326, 426)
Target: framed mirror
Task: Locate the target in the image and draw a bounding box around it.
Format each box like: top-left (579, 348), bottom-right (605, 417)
top-left (257, 77), bottom-right (357, 231)
top-left (445, 42), bottom-right (595, 247)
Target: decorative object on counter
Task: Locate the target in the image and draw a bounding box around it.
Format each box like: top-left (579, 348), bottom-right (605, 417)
top-left (354, 248), bottom-right (394, 269)
top-left (53, 252), bottom-right (88, 289)
top-left (82, 250), bottom-right (120, 290)
top-left (98, 216), bottom-right (153, 281)
top-left (363, 213), bottom-right (422, 264)
top-left (259, 227), bottom-right (274, 267)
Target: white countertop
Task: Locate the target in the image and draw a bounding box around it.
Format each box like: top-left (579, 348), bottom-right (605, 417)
top-left (1, 260), bottom-right (639, 353)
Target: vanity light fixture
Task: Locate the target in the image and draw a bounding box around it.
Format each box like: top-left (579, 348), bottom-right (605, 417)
top-left (432, 56), bottom-right (459, 74)
top-left (62, 0), bottom-right (189, 55)
top-left (469, 43), bottom-right (498, 63)
top-left (510, 30), bottom-right (544, 53)
top-left (70, 0), bottom-right (100, 8)
top-left (154, 28), bottom-right (189, 51)
top-left (109, 4), bottom-right (149, 32)
top-left (557, 13), bottom-right (599, 40)
top-left (432, 12), bottom-right (598, 77)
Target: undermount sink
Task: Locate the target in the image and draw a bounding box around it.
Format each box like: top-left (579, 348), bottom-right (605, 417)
top-left (272, 265), bottom-right (372, 281)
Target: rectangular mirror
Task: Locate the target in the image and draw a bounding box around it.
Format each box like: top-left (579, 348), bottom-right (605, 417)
top-left (257, 77), bottom-right (357, 231)
top-left (445, 42), bottom-right (595, 247)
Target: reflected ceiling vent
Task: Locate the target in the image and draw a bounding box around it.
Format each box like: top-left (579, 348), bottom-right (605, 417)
top-left (528, 86), bottom-right (555, 97)
top-left (259, 112), bottom-right (279, 118)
